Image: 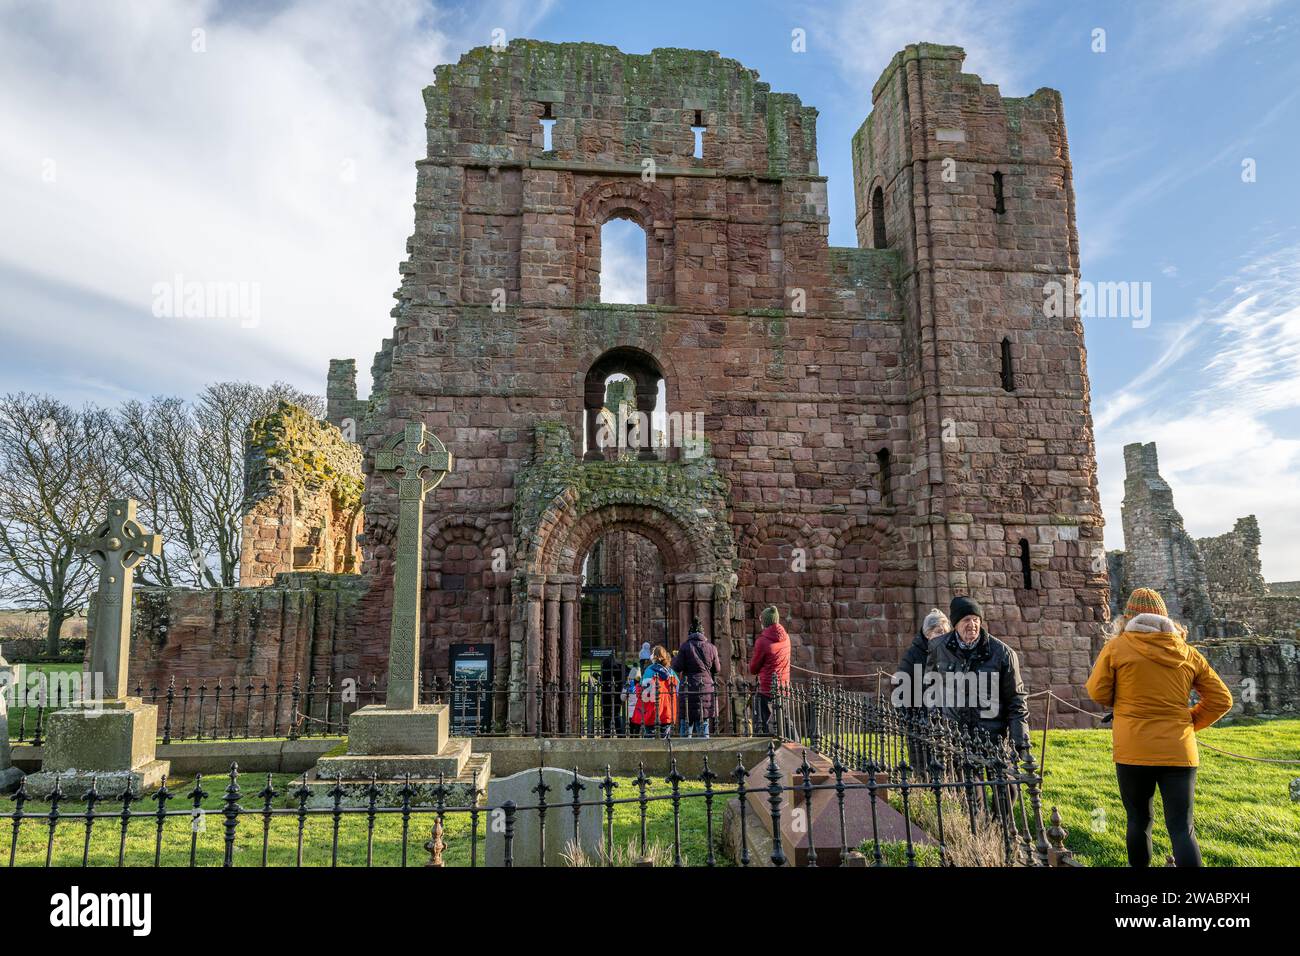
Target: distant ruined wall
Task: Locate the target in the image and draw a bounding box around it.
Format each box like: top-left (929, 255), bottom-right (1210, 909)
top-left (1110, 441), bottom-right (1299, 715)
top-left (1117, 442), bottom-right (1215, 633)
top-left (1198, 516), bottom-right (1267, 607)
top-left (1199, 638), bottom-right (1300, 719)
top-left (121, 575), bottom-right (366, 708)
top-left (239, 402), bottom-right (365, 587)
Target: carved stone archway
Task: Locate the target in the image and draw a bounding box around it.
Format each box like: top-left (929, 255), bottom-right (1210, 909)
top-left (508, 420), bottom-right (739, 732)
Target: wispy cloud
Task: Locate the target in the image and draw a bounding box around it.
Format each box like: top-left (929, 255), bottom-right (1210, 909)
top-left (1096, 236), bottom-right (1300, 579)
top-left (813, 0), bottom-right (1034, 92)
top-left (0, 0), bottom-right (557, 404)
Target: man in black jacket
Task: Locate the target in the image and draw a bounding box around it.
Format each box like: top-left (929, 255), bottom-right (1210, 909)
top-left (926, 596), bottom-right (1030, 751)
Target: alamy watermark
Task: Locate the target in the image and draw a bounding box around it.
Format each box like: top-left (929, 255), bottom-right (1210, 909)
top-left (590, 405), bottom-right (704, 458)
top-left (152, 274), bottom-right (261, 329)
top-left (1042, 276), bottom-right (1151, 329)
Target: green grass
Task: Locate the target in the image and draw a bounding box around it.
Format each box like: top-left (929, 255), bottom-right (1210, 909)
top-left (3, 775), bottom-right (734, 868)
top-left (5, 664), bottom-right (83, 740)
top-left (1035, 719), bottom-right (1300, 867)
top-left (7, 720), bottom-right (1298, 867)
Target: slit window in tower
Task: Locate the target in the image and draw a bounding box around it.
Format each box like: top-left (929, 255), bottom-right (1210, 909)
top-left (993, 171), bottom-right (1006, 215)
top-left (540, 102), bottom-right (555, 151)
top-left (691, 110), bottom-right (707, 159)
top-left (1019, 538), bottom-right (1033, 589)
top-left (876, 447), bottom-right (892, 506)
top-left (872, 185), bottom-right (887, 248)
top-left (1001, 337), bottom-right (1016, 392)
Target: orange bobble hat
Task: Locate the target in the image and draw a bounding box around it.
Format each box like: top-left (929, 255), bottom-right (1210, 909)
top-left (1124, 587), bottom-right (1168, 618)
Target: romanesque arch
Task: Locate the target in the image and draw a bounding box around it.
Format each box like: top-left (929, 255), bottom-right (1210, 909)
top-left (511, 492), bottom-right (737, 733)
top-left (574, 179), bottom-right (675, 305)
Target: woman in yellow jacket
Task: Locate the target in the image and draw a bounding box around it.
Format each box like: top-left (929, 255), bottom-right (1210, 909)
top-left (1085, 588), bottom-right (1233, 867)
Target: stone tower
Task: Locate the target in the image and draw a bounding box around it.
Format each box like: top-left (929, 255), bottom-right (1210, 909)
top-left (853, 44), bottom-right (1109, 688)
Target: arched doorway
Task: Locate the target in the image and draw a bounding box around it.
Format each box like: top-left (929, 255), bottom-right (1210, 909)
top-left (513, 500), bottom-right (736, 734)
top-left (578, 529), bottom-right (667, 734)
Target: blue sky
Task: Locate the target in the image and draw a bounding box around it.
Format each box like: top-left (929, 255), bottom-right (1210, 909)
top-left (1, 0), bottom-right (1297, 577)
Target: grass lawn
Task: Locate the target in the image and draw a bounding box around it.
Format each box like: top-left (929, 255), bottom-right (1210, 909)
top-left (4, 774), bottom-right (741, 867)
top-left (4, 663), bottom-right (84, 741)
top-left (6, 720), bottom-right (1297, 867)
top-left (1036, 718), bottom-right (1300, 867)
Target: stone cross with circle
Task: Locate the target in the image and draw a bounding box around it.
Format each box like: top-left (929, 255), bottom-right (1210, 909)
top-left (75, 499), bottom-right (162, 701)
top-left (374, 423), bottom-right (453, 709)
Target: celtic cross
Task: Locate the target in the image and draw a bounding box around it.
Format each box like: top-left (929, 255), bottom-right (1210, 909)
top-left (76, 499), bottom-right (162, 701)
top-left (374, 423), bottom-right (453, 710)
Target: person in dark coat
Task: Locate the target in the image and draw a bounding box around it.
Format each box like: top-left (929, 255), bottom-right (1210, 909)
top-left (894, 607), bottom-right (952, 770)
top-left (924, 596), bottom-right (1030, 750)
top-left (672, 619), bottom-right (720, 738)
top-left (598, 652), bottom-right (627, 735)
top-left (925, 597), bottom-right (1031, 821)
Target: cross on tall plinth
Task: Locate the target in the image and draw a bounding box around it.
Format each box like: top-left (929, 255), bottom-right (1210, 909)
top-left (375, 423), bottom-right (453, 710)
top-left (76, 499), bottom-right (162, 701)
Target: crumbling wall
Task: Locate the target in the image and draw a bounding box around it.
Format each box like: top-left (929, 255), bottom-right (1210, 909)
top-left (1199, 638), bottom-right (1300, 720)
top-left (123, 576), bottom-right (366, 709)
top-left (1117, 442), bottom-right (1216, 635)
top-left (239, 402), bottom-right (365, 587)
top-left (1198, 516), bottom-right (1267, 606)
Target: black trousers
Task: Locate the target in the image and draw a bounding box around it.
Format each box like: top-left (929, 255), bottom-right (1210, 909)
top-left (1115, 763), bottom-right (1202, 868)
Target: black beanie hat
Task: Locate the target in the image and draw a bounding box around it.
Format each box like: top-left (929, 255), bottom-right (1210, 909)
top-left (689, 617), bottom-right (703, 636)
top-left (949, 596), bottom-right (983, 629)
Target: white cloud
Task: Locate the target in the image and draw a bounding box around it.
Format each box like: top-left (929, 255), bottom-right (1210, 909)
top-left (1096, 238), bottom-right (1300, 580)
top-left (815, 0), bottom-right (1031, 92)
top-left (0, 0), bottom-right (552, 403)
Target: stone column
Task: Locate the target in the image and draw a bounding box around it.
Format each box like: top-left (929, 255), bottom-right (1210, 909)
top-left (525, 575), bottom-right (544, 733)
top-left (559, 577), bottom-right (580, 733)
top-left (544, 579), bottom-right (560, 732)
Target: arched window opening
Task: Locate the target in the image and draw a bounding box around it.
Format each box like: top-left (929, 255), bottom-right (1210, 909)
top-left (876, 447), bottom-right (892, 506)
top-left (993, 171), bottom-right (1006, 215)
top-left (871, 185), bottom-right (887, 249)
top-left (599, 217), bottom-right (648, 305)
top-left (583, 348), bottom-right (671, 462)
top-left (1019, 538), bottom-right (1033, 589)
top-left (539, 102), bottom-right (555, 152)
top-left (1000, 337), bottom-right (1016, 392)
top-left (691, 109), bottom-right (707, 160)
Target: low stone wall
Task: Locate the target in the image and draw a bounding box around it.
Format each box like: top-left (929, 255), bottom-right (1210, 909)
top-left (11, 736), bottom-right (772, 780)
top-left (469, 736), bottom-right (771, 778)
top-left (119, 577), bottom-right (367, 698)
top-left (10, 738), bottom-right (341, 777)
top-left (1197, 638), bottom-right (1300, 719)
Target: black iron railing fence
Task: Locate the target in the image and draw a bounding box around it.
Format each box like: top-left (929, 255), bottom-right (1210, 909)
top-left (8, 672), bottom-right (786, 744)
top-left (5, 735), bottom-right (1070, 868)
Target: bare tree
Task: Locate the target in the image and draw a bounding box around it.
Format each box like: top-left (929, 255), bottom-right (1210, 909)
top-left (114, 382), bottom-right (324, 588)
top-left (0, 394), bottom-right (120, 654)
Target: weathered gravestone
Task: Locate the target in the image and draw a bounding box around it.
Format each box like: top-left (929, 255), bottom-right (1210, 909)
top-left (0, 655), bottom-right (23, 792)
top-left (309, 424), bottom-right (490, 804)
top-left (24, 499), bottom-right (170, 798)
top-left (484, 767), bottom-right (603, 867)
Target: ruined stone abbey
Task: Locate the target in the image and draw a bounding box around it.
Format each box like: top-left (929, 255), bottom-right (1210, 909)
top-left (127, 41), bottom-right (1111, 729)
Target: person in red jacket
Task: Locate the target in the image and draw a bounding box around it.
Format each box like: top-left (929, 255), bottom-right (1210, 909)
top-left (749, 605), bottom-right (792, 735)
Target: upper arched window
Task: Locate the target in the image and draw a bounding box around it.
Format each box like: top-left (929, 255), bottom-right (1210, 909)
top-left (599, 218), bottom-right (648, 305)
